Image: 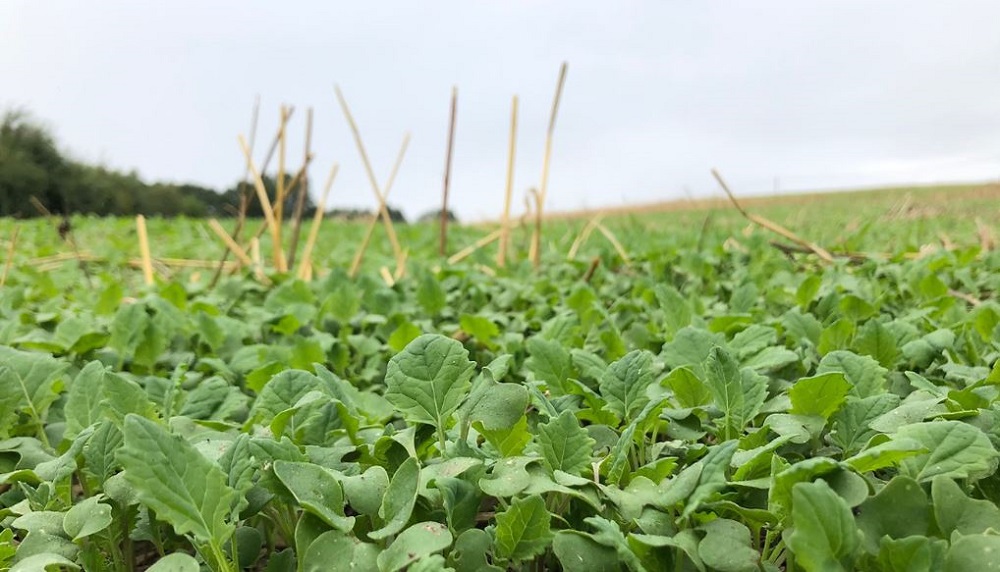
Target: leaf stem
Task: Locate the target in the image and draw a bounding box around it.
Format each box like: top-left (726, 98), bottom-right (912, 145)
top-left (210, 540), bottom-right (234, 572)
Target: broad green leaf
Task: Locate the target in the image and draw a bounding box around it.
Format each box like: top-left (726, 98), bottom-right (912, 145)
top-left (655, 284), bottom-right (692, 337)
top-left (12, 511), bottom-right (65, 535)
top-left (844, 437), bottom-right (925, 473)
top-left (531, 410), bottom-right (595, 477)
top-left (817, 350), bottom-right (886, 398)
top-left (662, 326), bottom-right (724, 378)
top-left (703, 347), bottom-right (767, 440)
top-left (525, 337), bottom-right (573, 396)
top-left (370, 456), bottom-right (420, 540)
top-left (896, 420), bottom-right (999, 482)
top-left (476, 415), bottom-right (531, 458)
top-left (829, 394), bottom-right (900, 455)
top-left (178, 376), bottom-right (246, 421)
top-left (867, 395), bottom-right (945, 434)
top-left (789, 373), bottom-right (850, 420)
top-left (783, 308), bottom-right (823, 347)
top-left (479, 456), bottom-right (537, 498)
top-left (117, 414), bottom-right (236, 546)
top-left (416, 269), bottom-right (446, 315)
top-left (322, 280), bottom-right (363, 323)
top-left (232, 526), bottom-right (263, 569)
top-left (465, 380), bottom-right (527, 432)
top-left (601, 476), bottom-right (664, 523)
top-left (100, 369), bottom-right (157, 425)
top-left (838, 294), bottom-right (876, 321)
top-left (341, 466), bottom-right (389, 517)
top-left (385, 335), bottom-right (475, 441)
top-left (247, 370), bottom-right (330, 424)
top-left (376, 521), bottom-right (453, 572)
top-left (145, 553), bottom-right (201, 572)
top-left (603, 421), bottom-right (638, 486)
top-left (435, 476), bottom-right (480, 533)
top-left (796, 275), bottom-right (822, 307)
top-left (852, 320), bottom-right (900, 369)
top-left (217, 434), bottom-right (254, 516)
top-left (787, 480), bottom-right (860, 572)
top-left (697, 518), bottom-right (759, 572)
top-left (875, 536), bottom-right (946, 572)
top-left (81, 421), bottom-right (122, 487)
top-left (902, 329), bottom-right (955, 369)
top-left (818, 319), bottom-right (854, 356)
top-left (599, 350), bottom-right (656, 423)
top-left (553, 531), bottom-right (622, 572)
top-left (300, 530), bottom-right (379, 572)
top-left (769, 457), bottom-right (841, 518)
top-left (273, 461), bottom-right (354, 532)
top-left (681, 439), bottom-right (738, 519)
top-left (459, 314), bottom-right (500, 347)
top-left (741, 346), bottom-right (799, 373)
top-left (62, 496), bottom-right (113, 540)
top-left (63, 361), bottom-right (106, 439)
top-left (9, 553), bottom-right (80, 572)
top-left (405, 555), bottom-right (453, 572)
top-left (450, 528), bottom-right (503, 572)
top-left (931, 476), bottom-right (1000, 536)
top-left (580, 517), bottom-right (647, 572)
top-left (388, 321), bottom-right (422, 353)
top-left (0, 346), bottom-right (68, 433)
top-left (944, 534), bottom-right (1000, 572)
top-left (854, 476), bottom-right (929, 555)
top-left (662, 367), bottom-right (712, 408)
top-left (494, 494), bottom-right (552, 561)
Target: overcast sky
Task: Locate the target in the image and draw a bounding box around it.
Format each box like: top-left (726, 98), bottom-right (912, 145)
top-left (2, 1), bottom-right (999, 219)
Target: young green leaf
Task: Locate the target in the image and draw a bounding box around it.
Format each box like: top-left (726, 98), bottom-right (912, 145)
top-left (273, 460), bottom-right (354, 532)
top-left (493, 494), bottom-right (552, 562)
top-left (0, 346), bottom-right (68, 435)
top-left (217, 433), bottom-right (254, 517)
top-left (697, 518), bottom-right (760, 572)
top-left (552, 531), bottom-right (621, 572)
top-left (944, 535), bottom-right (1000, 572)
top-left (340, 466), bottom-right (390, 517)
top-left (931, 476), bottom-right (1000, 537)
top-left (875, 536), bottom-right (946, 572)
top-left (116, 414), bottom-right (236, 547)
top-left (828, 394), bottom-right (900, 455)
top-left (384, 334), bottom-right (475, 448)
top-left (789, 372), bottom-right (851, 420)
top-left (896, 420), bottom-right (999, 482)
top-left (450, 529), bottom-right (503, 572)
top-left (599, 350), bottom-right (656, 424)
top-left (525, 337), bottom-right (573, 396)
top-left (681, 439), bottom-right (738, 519)
top-left (300, 530), bottom-right (379, 572)
top-left (852, 319), bottom-right (900, 369)
top-left (9, 553), bottom-right (80, 572)
top-left (531, 410), bottom-right (595, 477)
top-left (703, 347), bottom-right (767, 440)
top-left (369, 456), bottom-right (420, 540)
top-left (62, 496), bottom-right (113, 541)
top-left (63, 361), bottom-right (107, 440)
top-left (787, 480), bottom-right (860, 572)
top-left (145, 553), bottom-right (201, 572)
top-left (376, 521), bottom-right (453, 572)
top-left (854, 476), bottom-right (929, 554)
top-left (817, 350), bottom-right (886, 398)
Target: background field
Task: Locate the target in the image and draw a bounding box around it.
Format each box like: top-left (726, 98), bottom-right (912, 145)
top-left (3, 182), bottom-right (998, 287)
top-left (1, 182), bottom-right (999, 571)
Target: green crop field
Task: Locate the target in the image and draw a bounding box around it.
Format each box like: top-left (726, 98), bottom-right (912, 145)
top-left (0, 183), bottom-right (999, 571)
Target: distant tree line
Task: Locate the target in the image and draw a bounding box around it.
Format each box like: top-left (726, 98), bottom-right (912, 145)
top-left (0, 110), bottom-right (417, 222)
